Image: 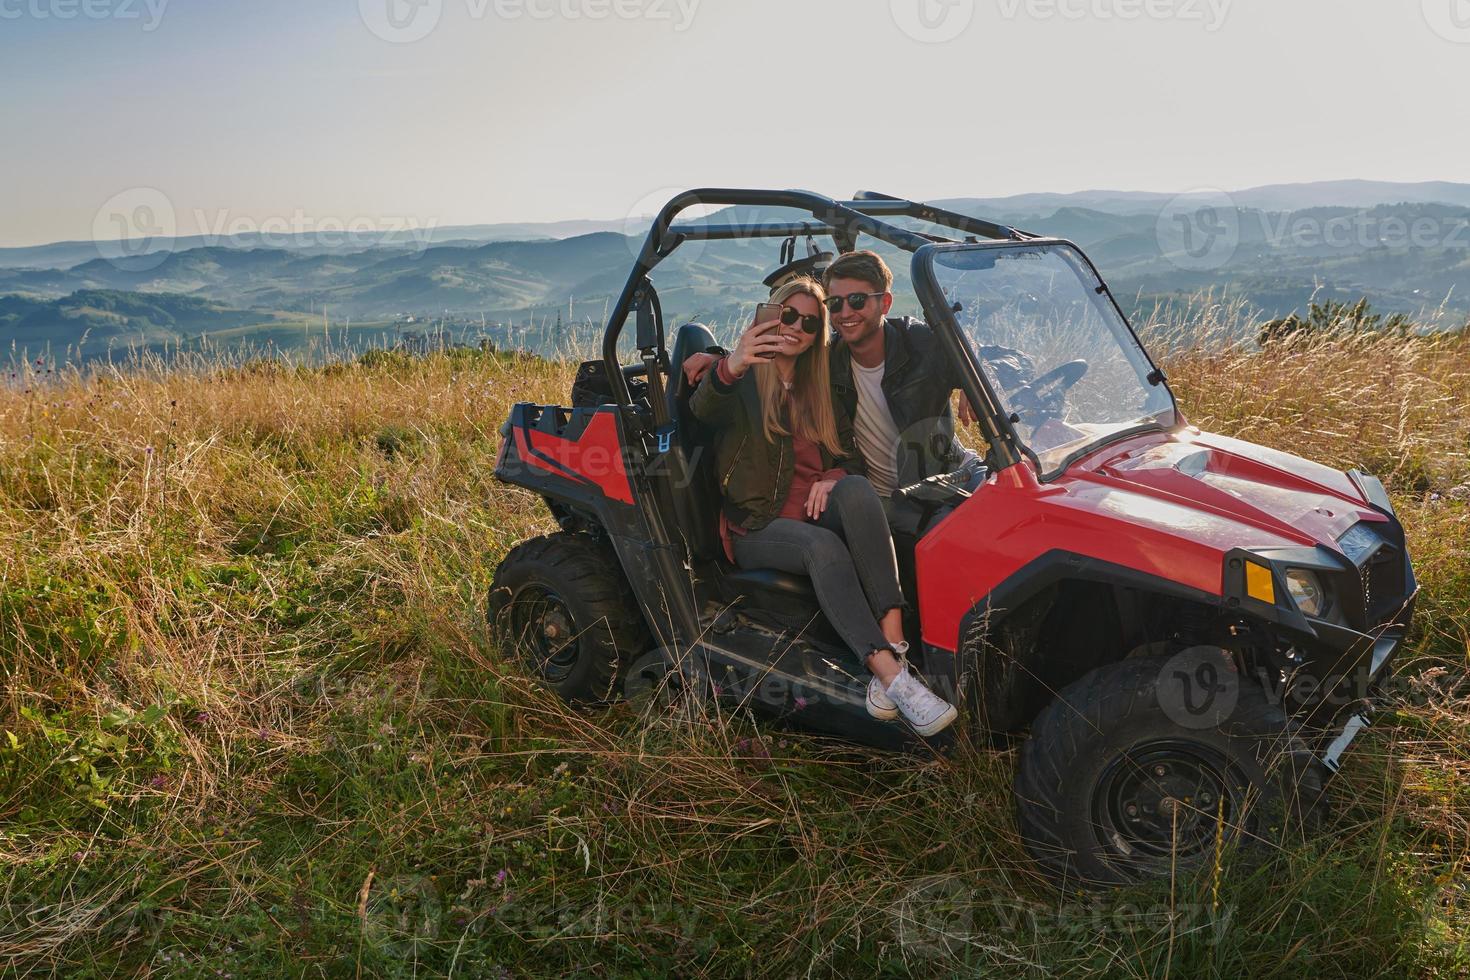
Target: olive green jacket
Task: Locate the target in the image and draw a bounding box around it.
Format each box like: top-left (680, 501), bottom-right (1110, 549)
top-left (689, 358), bottom-right (865, 531)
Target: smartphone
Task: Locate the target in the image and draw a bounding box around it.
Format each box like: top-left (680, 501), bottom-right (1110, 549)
top-left (753, 303), bottom-right (783, 327)
top-left (752, 303), bottom-right (783, 359)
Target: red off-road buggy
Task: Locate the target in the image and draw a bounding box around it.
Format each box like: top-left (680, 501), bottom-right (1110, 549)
top-left (489, 189), bottom-right (1416, 886)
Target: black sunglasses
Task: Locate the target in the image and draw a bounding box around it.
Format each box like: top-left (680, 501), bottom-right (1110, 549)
top-left (778, 305), bottom-right (824, 334)
top-left (825, 291), bottom-right (886, 314)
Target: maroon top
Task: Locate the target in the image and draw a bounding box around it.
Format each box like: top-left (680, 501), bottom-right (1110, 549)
top-left (715, 357), bottom-right (847, 562)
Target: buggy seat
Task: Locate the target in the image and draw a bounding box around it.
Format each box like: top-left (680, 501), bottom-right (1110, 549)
top-left (666, 322), bottom-right (815, 600)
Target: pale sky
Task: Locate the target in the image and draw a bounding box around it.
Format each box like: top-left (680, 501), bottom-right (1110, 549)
top-left (3, 0), bottom-right (1468, 247)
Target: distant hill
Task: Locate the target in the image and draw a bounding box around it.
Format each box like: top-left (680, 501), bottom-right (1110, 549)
top-left (3, 182), bottom-right (1468, 354)
top-left (10, 180), bottom-right (1468, 272)
top-left (0, 290), bottom-right (348, 360)
top-left (0, 218), bottom-right (644, 271)
top-left (934, 179), bottom-right (1470, 216)
top-left (0, 231), bottom-right (779, 326)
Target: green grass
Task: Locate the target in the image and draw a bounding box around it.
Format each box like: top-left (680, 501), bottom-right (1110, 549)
top-left (0, 333), bottom-right (1467, 977)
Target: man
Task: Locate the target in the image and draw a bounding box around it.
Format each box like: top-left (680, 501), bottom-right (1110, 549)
top-left (684, 249), bottom-right (980, 537)
top-left (820, 249), bottom-right (980, 537)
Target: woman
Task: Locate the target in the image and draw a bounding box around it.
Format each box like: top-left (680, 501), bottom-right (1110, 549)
top-left (690, 277), bottom-right (957, 736)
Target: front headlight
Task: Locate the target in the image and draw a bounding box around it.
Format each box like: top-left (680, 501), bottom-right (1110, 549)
top-left (1285, 568), bottom-right (1327, 617)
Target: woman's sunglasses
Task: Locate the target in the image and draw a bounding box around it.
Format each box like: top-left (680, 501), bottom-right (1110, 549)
top-left (777, 306), bottom-right (824, 334)
top-left (825, 291), bottom-right (886, 314)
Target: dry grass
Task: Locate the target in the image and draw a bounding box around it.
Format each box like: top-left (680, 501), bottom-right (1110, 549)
top-left (0, 324), bottom-right (1466, 977)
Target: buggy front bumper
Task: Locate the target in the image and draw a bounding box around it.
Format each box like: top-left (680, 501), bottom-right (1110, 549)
top-left (1318, 627), bottom-right (1404, 774)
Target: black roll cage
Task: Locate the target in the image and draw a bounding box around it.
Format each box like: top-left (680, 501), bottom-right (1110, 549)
top-left (596, 189), bottom-right (1058, 470)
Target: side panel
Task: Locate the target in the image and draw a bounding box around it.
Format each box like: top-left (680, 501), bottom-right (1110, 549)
top-left (496, 402), bottom-right (702, 649)
top-left (916, 461), bottom-right (1229, 652)
top-left (509, 408), bottom-right (635, 505)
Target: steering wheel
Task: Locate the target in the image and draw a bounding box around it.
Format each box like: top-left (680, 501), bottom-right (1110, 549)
top-left (1006, 359), bottom-right (1089, 420)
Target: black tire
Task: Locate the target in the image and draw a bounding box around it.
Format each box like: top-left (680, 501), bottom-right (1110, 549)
top-left (488, 533), bottom-right (649, 705)
top-left (1014, 654), bottom-right (1326, 888)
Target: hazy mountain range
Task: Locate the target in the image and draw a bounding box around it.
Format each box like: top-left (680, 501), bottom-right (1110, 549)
top-left (4, 180), bottom-right (1468, 361)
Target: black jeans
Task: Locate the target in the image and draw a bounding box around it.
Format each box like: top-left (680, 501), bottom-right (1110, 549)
top-left (731, 475), bottom-right (904, 670)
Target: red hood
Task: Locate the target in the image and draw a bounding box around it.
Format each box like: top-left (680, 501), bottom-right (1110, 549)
top-left (916, 427), bottom-right (1393, 651)
top-left (1052, 428), bottom-right (1384, 554)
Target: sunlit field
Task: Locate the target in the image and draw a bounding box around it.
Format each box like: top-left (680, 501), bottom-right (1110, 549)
top-left (1, 312), bottom-right (1467, 976)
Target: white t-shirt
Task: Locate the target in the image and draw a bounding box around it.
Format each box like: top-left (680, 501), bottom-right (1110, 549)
top-left (851, 358), bottom-right (901, 497)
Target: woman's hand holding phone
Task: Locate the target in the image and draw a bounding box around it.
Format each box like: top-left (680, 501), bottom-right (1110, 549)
top-left (726, 305), bottom-right (787, 377)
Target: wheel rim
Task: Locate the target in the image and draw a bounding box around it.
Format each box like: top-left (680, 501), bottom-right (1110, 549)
top-left (1091, 739), bottom-right (1246, 866)
top-left (508, 585), bottom-right (580, 683)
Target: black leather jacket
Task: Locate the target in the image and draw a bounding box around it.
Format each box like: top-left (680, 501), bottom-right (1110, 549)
top-left (828, 317), bottom-right (968, 490)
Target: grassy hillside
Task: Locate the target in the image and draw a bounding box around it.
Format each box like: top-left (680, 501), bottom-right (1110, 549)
top-left (0, 324), bottom-right (1467, 976)
top-left (0, 290), bottom-right (405, 365)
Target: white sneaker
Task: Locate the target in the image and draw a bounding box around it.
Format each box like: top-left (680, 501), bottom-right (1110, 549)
top-left (867, 676), bottom-right (898, 720)
top-left (865, 643), bottom-right (909, 721)
top-left (885, 669), bottom-right (958, 736)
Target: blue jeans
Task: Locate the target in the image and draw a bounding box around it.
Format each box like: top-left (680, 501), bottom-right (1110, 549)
top-left (731, 476), bottom-right (904, 669)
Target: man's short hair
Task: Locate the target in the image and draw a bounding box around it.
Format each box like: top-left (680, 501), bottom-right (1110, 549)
top-left (824, 250), bottom-right (893, 294)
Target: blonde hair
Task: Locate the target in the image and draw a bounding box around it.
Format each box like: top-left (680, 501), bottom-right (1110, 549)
top-left (752, 277), bottom-right (842, 457)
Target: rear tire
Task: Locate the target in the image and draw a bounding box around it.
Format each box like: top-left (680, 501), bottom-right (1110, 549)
top-left (1014, 655), bottom-right (1325, 888)
top-left (488, 533), bottom-right (649, 705)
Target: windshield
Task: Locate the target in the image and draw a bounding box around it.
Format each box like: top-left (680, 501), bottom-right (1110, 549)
top-left (926, 243), bottom-right (1177, 478)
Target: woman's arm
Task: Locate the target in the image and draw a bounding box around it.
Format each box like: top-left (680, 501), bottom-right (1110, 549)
top-left (689, 356), bottom-right (743, 426)
top-left (690, 314), bottom-right (784, 425)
